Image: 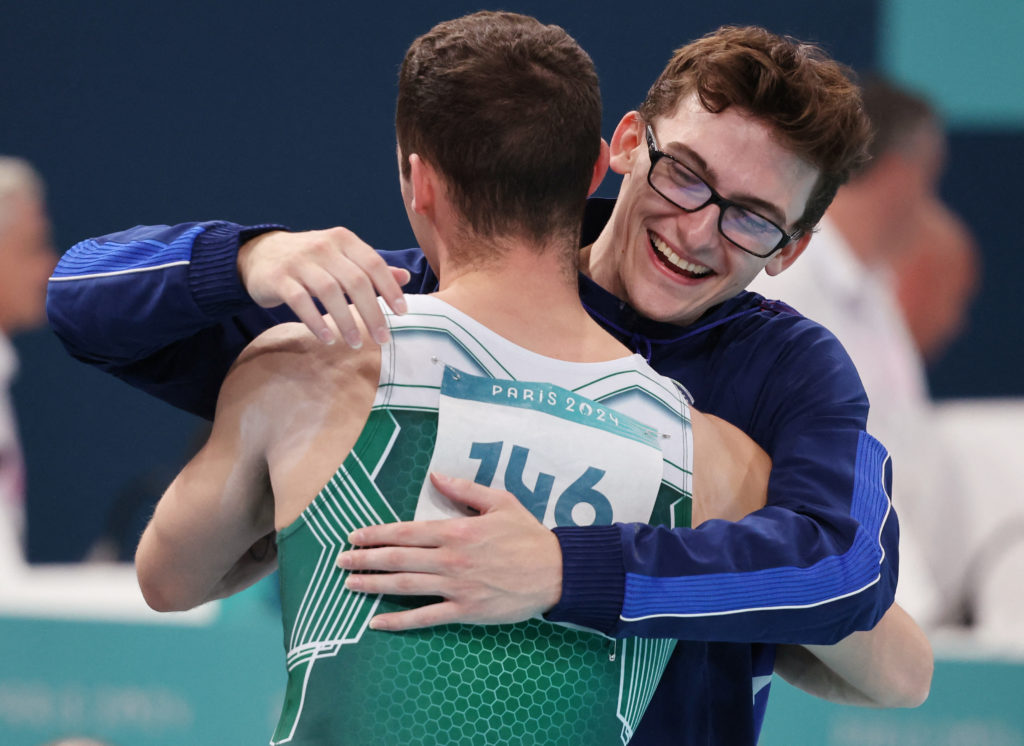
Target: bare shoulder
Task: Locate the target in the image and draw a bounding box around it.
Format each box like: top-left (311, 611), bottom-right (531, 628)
top-left (229, 318), bottom-right (379, 399)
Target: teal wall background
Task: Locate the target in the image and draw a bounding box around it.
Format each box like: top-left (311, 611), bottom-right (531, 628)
top-left (881, 0), bottom-right (1024, 127)
top-left (878, 0), bottom-right (1024, 399)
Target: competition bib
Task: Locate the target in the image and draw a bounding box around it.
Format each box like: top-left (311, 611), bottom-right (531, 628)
top-left (416, 366), bottom-right (664, 527)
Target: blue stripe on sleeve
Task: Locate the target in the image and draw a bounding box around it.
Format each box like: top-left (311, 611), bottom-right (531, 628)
top-left (51, 224), bottom-right (206, 278)
top-left (620, 431), bottom-right (892, 620)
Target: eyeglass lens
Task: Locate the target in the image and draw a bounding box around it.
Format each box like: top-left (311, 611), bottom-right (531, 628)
top-left (649, 154), bottom-right (784, 257)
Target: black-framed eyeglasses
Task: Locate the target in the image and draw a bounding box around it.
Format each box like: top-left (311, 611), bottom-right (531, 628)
top-left (645, 124), bottom-right (800, 258)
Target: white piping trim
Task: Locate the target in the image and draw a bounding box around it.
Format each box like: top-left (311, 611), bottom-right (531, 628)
top-left (48, 260), bottom-right (191, 281)
top-left (619, 433), bottom-right (894, 623)
top-left (619, 574), bottom-right (881, 621)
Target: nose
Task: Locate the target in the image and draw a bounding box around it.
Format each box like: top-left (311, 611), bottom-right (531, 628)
top-left (677, 202), bottom-right (721, 249)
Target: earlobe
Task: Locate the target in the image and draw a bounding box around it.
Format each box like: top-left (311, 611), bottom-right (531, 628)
top-left (587, 139), bottom-right (611, 196)
top-left (608, 111), bottom-right (644, 175)
top-left (408, 154), bottom-right (435, 215)
top-left (764, 232), bottom-right (812, 276)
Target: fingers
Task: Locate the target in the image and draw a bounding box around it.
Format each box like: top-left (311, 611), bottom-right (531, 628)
top-left (277, 277), bottom-right (341, 345)
top-left (239, 227), bottom-right (411, 349)
top-left (337, 545), bottom-right (446, 573)
top-left (344, 568), bottom-right (442, 597)
top-left (369, 601), bottom-right (464, 632)
top-left (429, 473), bottom-right (518, 515)
top-left (315, 228), bottom-right (405, 345)
top-left (389, 266), bottom-right (412, 288)
top-left (293, 263), bottom-right (367, 348)
top-left (346, 519), bottom-right (452, 550)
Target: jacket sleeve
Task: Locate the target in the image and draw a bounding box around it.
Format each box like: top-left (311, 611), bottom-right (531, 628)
top-left (547, 322), bottom-right (899, 645)
top-left (47, 221), bottom-right (290, 418)
top-left (47, 221), bottom-right (437, 419)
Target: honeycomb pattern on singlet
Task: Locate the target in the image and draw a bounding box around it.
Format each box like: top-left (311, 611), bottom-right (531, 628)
top-left (332, 410), bottom-right (625, 743)
top-left (336, 617), bottom-right (619, 745)
top-left (275, 409), bottom-right (679, 745)
top-left (371, 410), bottom-right (437, 519)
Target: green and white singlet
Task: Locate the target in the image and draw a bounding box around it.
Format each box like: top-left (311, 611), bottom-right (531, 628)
top-left (271, 296), bottom-right (693, 746)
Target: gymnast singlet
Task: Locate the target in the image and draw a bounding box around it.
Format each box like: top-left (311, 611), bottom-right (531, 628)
top-left (271, 295), bottom-right (694, 745)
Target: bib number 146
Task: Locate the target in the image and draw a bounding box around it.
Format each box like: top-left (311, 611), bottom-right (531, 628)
top-left (469, 440), bottom-right (612, 527)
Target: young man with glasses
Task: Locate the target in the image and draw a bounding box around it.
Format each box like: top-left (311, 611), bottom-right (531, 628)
top-left (49, 24), bottom-right (919, 745)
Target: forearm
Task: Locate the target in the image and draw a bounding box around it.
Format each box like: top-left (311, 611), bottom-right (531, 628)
top-left (48, 222), bottom-right (281, 360)
top-left (48, 222), bottom-right (437, 418)
top-left (548, 432), bottom-right (897, 643)
top-left (136, 517), bottom-right (235, 612)
top-left (48, 221), bottom-right (287, 418)
top-left (137, 513), bottom-right (277, 612)
top-left (136, 437), bottom-right (276, 611)
top-left (779, 602), bottom-right (932, 708)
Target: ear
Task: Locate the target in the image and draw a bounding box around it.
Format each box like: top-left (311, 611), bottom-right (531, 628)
top-left (608, 111), bottom-right (645, 175)
top-left (587, 139), bottom-right (611, 196)
top-left (764, 231), bottom-right (813, 276)
top-left (407, 153), bottom-right (436, 216)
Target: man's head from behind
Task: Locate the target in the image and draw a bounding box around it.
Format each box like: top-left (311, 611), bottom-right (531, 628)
top-left (395, 11), bottom-right (602, 256)
top-left (0, 157), bottom-right (55, 336)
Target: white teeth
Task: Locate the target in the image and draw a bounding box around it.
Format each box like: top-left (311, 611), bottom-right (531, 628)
top-left (650, 234), bottom-right (712, 276)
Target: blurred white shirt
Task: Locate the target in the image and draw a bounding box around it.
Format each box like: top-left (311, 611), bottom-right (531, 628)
top-left (0, 332), bottom-right (25, 563)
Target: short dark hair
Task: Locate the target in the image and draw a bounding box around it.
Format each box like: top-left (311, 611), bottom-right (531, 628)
top-left (638, 25), bottom-right (872, 235)
top-left (396, 11), bottom-right (602, 248)
top-left (859, 76), bottom-right (939, 163)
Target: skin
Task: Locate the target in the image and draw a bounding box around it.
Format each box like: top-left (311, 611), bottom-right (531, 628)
top-left (890, 198), bottom-right (979, 362)
top-left (0, 193), bottom-right (56, 335)
top-left (237, 226), bottom-right (410, 348)
top-left (585, 97), bottom-right (816, 327)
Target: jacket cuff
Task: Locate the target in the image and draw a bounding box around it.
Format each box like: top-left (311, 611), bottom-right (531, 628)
top-left (189, 222), bottom-right (287, 316)
top-left (544, 525), bottom-right (625, 634)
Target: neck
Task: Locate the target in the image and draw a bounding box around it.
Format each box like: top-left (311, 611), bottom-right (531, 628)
top-left (580, 198), bottom-right (628, 299)
top-left (434, 238), bottom-right (628, 362)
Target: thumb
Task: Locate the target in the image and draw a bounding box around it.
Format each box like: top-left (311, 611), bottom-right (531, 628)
top-left (429, 472), bottom-right (514, 514)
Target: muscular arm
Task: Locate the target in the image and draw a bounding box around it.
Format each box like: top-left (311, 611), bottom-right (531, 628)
top-left (135, 341), bottom-right (279, 611)
top-left (135, 315), bottom-right (380, 612)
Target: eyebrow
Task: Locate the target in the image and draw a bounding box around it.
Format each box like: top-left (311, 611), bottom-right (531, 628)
top-left (661, 139), bottom-right (789, 227)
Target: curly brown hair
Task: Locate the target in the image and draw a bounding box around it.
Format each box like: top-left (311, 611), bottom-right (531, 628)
top-left (638, 26), bottom-right (872, 235)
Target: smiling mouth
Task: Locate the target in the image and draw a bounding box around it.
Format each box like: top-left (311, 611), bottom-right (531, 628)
top-left (649, 232), bottom-right (713, 278)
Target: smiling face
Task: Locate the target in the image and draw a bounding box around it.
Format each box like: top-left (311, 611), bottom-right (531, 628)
top-left (589, 95), bottom-right (820, 326)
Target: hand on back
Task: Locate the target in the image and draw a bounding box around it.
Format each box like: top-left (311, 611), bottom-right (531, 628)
top-left (238, 227), bottom-right (410, 348)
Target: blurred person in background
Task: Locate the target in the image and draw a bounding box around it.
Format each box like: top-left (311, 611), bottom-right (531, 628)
top-left (0, 157), bottom-right (57, 566)
top-left (890, 199), bottom-right (980, 365)
top-left (749, 77), bottom-right (971, 630)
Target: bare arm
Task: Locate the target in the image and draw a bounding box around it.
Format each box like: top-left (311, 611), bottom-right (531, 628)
top-left (775, 602), bottom-right (933, 708)
top-left (135, 337), bottom-right (281, 612)
top-left (135, 314), bottom-right (379, 612)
